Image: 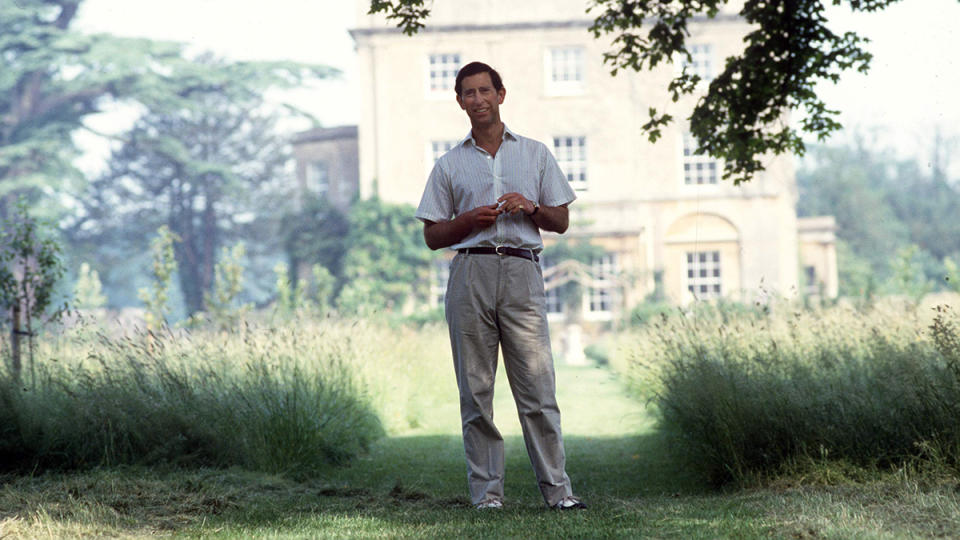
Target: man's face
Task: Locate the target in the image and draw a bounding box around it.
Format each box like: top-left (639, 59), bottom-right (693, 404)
top-left (456, 72), bottom-right (505, 126)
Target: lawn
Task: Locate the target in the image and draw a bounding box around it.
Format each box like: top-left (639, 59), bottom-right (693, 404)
top-left (2, 362), bottom-right (958, 538)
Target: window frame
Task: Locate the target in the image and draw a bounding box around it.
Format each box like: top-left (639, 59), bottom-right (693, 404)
top-left (430, 258), bottom-right (451, 307)
top-left (552, 135), bottom-right (588, 191)
top-left (540, 256), bottom-right (565, 317)
top-left (804, 265), bottom-right (819, 295)
top-left (681, 132), bottom-right (721, 186)
top-left (426, 52), bottom-right (461, 98)
top-left (305, 160), bottom-right (330, 197)
top-left (425, 139), bottom-right (459, 177)
top-left (586, 253), bottom-right (618, 317)
top-left (685, 250), bottom-right (722, 300)
top-left (683, 43), bottom-right (714, 86)
top-left (544, 45), bottom-right (586, 96)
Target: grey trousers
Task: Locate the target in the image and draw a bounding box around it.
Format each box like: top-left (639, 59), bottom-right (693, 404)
top-left (444, 251), bottom-right (573, 506)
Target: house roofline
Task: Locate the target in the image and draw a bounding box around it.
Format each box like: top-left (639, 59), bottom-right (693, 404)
top-left (350, 14), bottom-right (741, 39)
top-left (293, 125), bottom-right (358, 144)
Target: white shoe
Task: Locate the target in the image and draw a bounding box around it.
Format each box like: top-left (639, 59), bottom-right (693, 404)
top-left (552, 495), bottom-right (587, 510)
top-left (474, 498), bottom-right (504, 510)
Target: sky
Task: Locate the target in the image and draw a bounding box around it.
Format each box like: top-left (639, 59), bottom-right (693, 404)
top-left (75, 0), bottom-right (360, 129)
top-left (73, 0), bottom-right (960, 174)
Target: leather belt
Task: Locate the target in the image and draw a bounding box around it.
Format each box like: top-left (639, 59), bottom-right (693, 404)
top-left (458, 246), bottom-right (539, 262)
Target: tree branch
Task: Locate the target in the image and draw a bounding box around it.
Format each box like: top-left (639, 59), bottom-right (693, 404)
top-left (52, 1), bottom-right (80, 30)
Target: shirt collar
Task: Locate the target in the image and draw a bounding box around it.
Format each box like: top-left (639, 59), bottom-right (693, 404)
top-left (460, 123), bottom-right (517, 148)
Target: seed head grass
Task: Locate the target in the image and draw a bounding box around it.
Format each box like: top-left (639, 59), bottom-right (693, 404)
top-left (3, 306), bottom-right (960, 538)
top-left (0, 318), bottom-right (437, 476)
top-left (612, 297), bottom-right (960, 486)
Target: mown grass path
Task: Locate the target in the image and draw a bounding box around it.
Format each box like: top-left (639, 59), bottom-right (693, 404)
top-left (322, 363), bottom-right (684, 505)
top-left (2, 364), bottom-right (959, 538)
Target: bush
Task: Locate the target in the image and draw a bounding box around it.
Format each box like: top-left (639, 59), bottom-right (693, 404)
top-left (626, 300), bottom-right (675, 327)
top-left (0, 321), bottom-right (384, 476)
top-left (583, 341), bottom-right (610, 366)
top-left (622, 300), bottom-right (960, 486)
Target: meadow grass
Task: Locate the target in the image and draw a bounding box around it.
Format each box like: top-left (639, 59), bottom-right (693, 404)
top-left (2, 303), bottom-right (960, 537)
top-left (612, 297), bottom-right (960, 486)
top-left (2, 364), bottom-right (959, 538)
top-left (0, 319), bottom-right (389, 475)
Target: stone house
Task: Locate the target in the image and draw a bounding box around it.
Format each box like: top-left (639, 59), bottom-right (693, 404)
top-left (296, 0), bottom-right (839, 326)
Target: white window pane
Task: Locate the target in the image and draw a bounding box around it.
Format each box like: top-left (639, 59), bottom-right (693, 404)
top-left (552, 135), bottom-right (588, 191)
top-left (685, 250), bottom-right (722, 300)
top-left (541, 256), bottom-right (564, 314)
top-left (684, 43), bottom-right (714, 82)
top-left (547, 46), bottom-right (585, 93)
top-left (550, 47), bottom-right (584, 83)
top-left (428, 53), bottom-right (461, 92)
top-left (305, 161), bottom-right (329, 196)
top-left (430, 140), bottom-right (458, 164)
top-left (431, 259), bottom-right (450, 306)
top-left (588, 253), bottom-right (617, 313)
top-left (683, 132), bottom-right (719, 185)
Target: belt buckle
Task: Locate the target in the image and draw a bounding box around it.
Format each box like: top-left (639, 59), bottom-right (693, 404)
top-left (495, 245), bottom-right (506, 256)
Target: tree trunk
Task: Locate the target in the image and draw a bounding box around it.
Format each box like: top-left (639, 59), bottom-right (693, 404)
top-left (0, 193), bottom-right (13, 222)
top-left (10, 304), bottom-right (21, 381)
top-left (170, 176), bottom-right (205, 316)
top-left (175, 237), bottom-right (206, 316)
top-left (201, 190), bottom-right (217, 297)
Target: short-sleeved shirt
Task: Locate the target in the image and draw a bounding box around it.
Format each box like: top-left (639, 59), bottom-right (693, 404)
top-left (415, 124), bottom-right (577, 252)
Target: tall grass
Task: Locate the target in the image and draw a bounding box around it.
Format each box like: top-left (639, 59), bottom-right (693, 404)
top-left (615, 298), bottom-right (960, 486)
top-left (0, 319), bottom-right (392, 476)
top-left (335, 318), bottom-right (454, 434)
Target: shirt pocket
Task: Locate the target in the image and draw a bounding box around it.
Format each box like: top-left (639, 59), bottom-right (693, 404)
top-left (502, 159), bottom-right (540, 205)
top-left (451, 168), bottom-right (496, 215)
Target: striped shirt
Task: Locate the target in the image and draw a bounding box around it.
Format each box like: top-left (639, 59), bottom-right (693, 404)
top-left (415, 124), bottom-right (577, 252)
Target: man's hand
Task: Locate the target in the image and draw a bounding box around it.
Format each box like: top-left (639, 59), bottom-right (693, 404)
top-left (498, 192), bottom-right (569, 234)
top-left (498, 192), bottom-right (568, 233)
top-left (462, 203), bottom-right (501, 228)
top-left (497, 193), bottom-right (533, 215)
top-left (423, 203), bottom-right (501, 250)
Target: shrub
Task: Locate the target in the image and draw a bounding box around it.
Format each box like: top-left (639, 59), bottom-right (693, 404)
top-left (583, 341), bottom-right (610, 366)
top-left (626, 300), bottom-right (674, 327)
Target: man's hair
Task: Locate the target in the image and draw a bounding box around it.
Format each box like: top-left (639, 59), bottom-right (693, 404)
top-left (454, 62), bottom-right (504, 96)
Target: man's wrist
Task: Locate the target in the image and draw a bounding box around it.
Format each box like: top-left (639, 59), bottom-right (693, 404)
top-left (528, 203), bottom-right (540, 216)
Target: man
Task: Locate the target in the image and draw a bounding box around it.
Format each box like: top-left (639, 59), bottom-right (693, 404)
top-left (415, 61), bottom-right (585, 511)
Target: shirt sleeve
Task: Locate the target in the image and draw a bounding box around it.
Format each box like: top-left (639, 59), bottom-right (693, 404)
top-left (415, 159), bottom-right (454, 223)
top-left (539, 142), bottom-right (577, 208)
